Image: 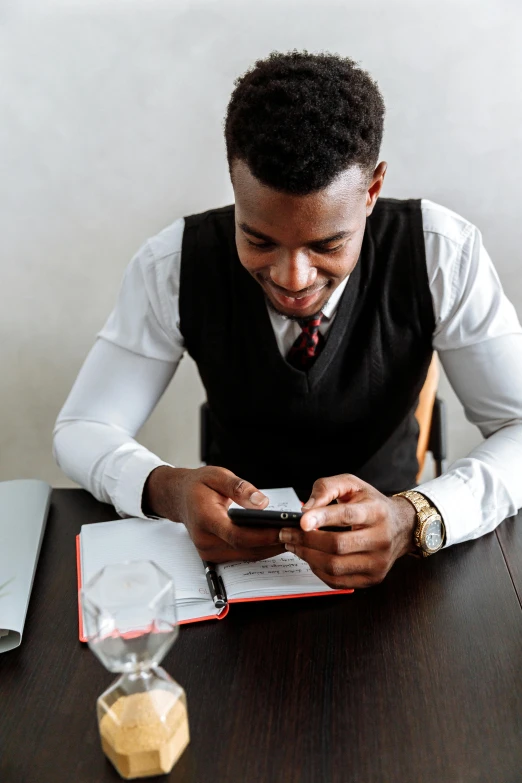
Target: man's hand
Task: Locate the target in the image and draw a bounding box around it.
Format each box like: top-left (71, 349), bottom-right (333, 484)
top-left (279, 474), bottom-right (417, 589)
top-left (143, 465), bottom-right (285, 563)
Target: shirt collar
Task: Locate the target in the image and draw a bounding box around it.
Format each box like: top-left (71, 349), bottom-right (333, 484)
top-left (321, 275), bottom-right (349, 320)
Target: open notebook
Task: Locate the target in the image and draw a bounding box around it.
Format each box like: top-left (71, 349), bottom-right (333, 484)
top-left (77, 488), bottom-right (352, 640)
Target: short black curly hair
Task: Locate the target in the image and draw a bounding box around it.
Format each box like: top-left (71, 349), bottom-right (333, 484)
top-left (225, 50), bottom-right (385, 195)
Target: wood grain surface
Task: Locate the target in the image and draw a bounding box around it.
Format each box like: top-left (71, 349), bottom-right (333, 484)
top-left (496, 515), bottom-right (522, 610)
top-left (1, 490), bottom-right (522, 783)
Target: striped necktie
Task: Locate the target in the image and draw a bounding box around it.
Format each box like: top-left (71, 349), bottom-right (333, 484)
top-left (286, 312), bottom-right (325, 371)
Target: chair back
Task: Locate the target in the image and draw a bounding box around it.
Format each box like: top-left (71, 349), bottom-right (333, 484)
top-left (415, 354), bottom-right (439, 480)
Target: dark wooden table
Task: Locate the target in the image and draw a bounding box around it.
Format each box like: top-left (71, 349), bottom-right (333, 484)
top-left (1, 490), bottom-right (522, 783)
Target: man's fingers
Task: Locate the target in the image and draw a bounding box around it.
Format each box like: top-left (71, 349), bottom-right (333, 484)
top-left (197, 503), bottom-right (282, 548)
top-left (301, 498), bottom-right (380, 531)
top-left (203, 467), bottom-right (269, 509)
top-left (309, 566), bottom-right (373, 591)
top-left (221, 523), bottom-right (283, 549)
top-left (198, 544), bottom-right (285, 564)
top-left (188, 520), bottom-right (284, 558)
top-left (188, 467), bottom-right (280, 550)
top-left (279, 526), bottom-right (375, 555)
top-left (284, 543), bottom-right (374, 581)
top-left (303, 473), bottom-right (369, 511)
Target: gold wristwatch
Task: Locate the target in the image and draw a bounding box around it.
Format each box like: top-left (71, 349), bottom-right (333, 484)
top-left (394, 490), bottom-right (446, 557)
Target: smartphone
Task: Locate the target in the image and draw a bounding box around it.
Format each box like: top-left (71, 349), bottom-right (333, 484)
top-left (228, 507), bottom-right (349, 532)
top-left (228, 508), bottom-right (303, 527)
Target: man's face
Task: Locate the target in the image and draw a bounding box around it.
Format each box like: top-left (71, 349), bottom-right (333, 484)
top-left (232, 159), bottom-right (386, 319)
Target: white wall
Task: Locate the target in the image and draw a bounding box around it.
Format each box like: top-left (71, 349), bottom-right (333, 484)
top-left (1, 0), bottom-right (521, 486)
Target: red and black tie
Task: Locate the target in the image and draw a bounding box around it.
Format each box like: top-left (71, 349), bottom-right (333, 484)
top-left (286, 312), bottom-right (325, 371)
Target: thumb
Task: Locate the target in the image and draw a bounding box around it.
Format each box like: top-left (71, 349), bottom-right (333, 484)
top-left (204, 468), bottom-right (269, 509)
top-left (302, 474), bottom-right (367, 509)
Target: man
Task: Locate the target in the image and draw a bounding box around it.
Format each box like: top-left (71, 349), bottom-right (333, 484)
top-left (54, 51), bottom-right (522, 589)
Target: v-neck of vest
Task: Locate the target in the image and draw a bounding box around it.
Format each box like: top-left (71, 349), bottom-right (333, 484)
top-left (241, 255), bottom-right (364, 394)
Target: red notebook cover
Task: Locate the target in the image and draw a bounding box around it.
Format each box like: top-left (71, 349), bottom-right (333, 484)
top-left (76, 535), bottom-right (352, 642)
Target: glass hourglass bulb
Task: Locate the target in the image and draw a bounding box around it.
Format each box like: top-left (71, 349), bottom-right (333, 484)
top-left (82, 561), bottom-right (190, 779)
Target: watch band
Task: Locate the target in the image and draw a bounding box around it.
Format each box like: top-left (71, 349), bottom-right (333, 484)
top-left (397, 490), bottom-right (432, 513)
top-left (394, 490), bottom-right (445, 557)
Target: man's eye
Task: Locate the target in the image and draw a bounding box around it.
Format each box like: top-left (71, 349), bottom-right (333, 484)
top-left (312, 244), bottom-right (344, 254)
top-left (246, 239), bottom-right (274, 249)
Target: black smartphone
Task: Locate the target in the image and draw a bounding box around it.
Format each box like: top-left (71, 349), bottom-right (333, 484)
top-left (228, 508), bottom-right (303, 527)
top-left (228, 507), bottom-right (349, 532)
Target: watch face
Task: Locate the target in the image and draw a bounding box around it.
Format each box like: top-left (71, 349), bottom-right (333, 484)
top-left (422, 518), bottom-right (443, 552)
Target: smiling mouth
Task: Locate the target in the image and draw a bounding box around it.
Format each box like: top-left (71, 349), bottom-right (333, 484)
top-left (265, 282), bottom-right (328, 311)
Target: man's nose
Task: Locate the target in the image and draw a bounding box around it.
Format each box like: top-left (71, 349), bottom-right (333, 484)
top-left (269, 251), bottom-right (317, 293)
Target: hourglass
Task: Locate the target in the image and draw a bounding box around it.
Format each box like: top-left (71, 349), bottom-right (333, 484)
top-left (81, 561), bottom-right (190, 779)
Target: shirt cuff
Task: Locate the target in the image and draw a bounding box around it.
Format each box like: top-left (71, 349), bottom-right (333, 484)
top-left (415, 472), bottom-right (484, 548)
top-left (112, 449), bottom-right (173, 520)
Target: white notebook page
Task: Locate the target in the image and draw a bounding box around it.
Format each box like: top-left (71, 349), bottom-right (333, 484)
top-left (218, 553), bottom-right (334, 598)
top-left (80, 518), bottom-right (217, 623)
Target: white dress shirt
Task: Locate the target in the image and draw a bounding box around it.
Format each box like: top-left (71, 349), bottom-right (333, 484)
top-left (53, 200), bottom-right (522, 547)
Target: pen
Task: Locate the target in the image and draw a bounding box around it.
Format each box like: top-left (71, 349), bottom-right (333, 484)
top-left (202, 560), bottom-right (227, 609)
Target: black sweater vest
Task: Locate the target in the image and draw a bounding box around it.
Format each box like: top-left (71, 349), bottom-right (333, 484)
top-left (179, 199), bottom-right (435, 500)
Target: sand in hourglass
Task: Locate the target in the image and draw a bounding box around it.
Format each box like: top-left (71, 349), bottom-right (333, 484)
top-left (99, 689), bottom-right (190, 779)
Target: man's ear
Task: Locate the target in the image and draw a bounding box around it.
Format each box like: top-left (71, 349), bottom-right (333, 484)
top-left (366, 162), bottom-right (387, 215)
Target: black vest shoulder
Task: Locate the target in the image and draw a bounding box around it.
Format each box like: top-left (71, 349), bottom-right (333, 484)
top-left (179, 199), bottom-right (434, 499)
